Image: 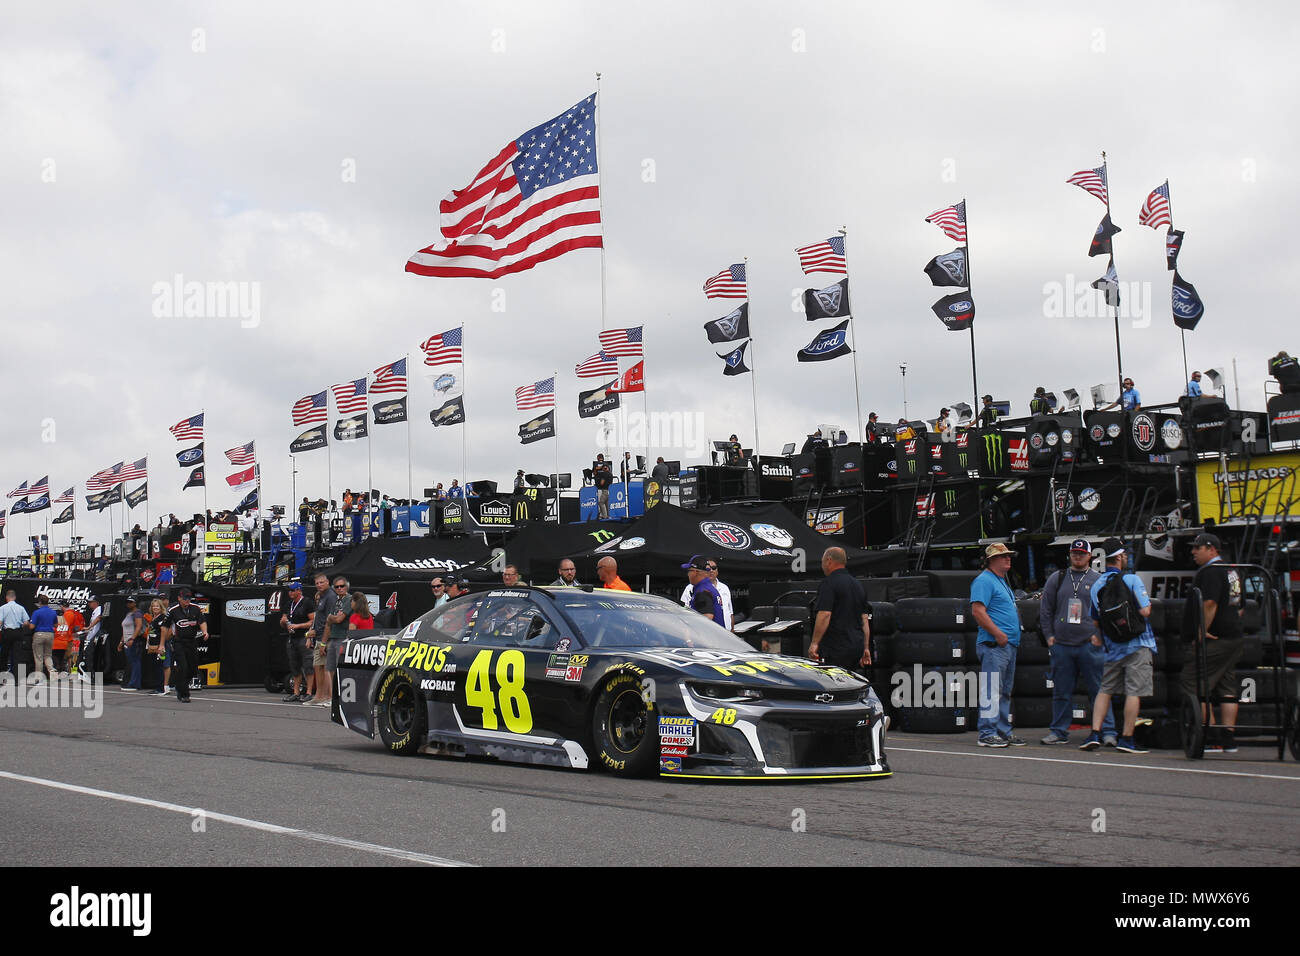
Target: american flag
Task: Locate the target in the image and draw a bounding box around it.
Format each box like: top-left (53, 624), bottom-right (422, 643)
top-left (85, 463), bottom-right (122, 491)
top-left (406, 94), bottom-right (601, 279)
top-left (575, 350), bottom-right (618, 378)
top-left (0, 510), bottom-right (6, 528)
top-left (703, 264), bottom-right (747, 299)
top-left (515, 377), bottom-right (556, 411)
top-left (1138, 181), bottom-right (1172, 230)
top-left (371, 357), bottom-right (408, 395)
top-left (796, 236), bottom-right (848, 275)
top-left (332, 379), bottom-right (368, 416)
top-left (54, 487), bottom-right (74, 504)
top-left (421, 327), bottom-right (464, 367)
top-left (1067, 165), bottom-right (1109, 205)
top-left (598, 326), bottom-right (644, 358)
top-left (225, 442), bottom-right (256, 466)
top-left (28, 476), bottom-right (49, 497)
top-left (169, 412), bottom-right (204, 441)
top-left (925, 201), bottom-right (967, 242)
top-left (6, 481), bottom-right (27, 499)
top-left (292, 391), bottom-right (328, 426)
top-left (119, 457), bottom-right (148, 482)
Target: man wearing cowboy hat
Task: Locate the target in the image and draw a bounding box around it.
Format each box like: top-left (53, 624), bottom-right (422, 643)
top-left (970, 542), bottom-right (1023, 747)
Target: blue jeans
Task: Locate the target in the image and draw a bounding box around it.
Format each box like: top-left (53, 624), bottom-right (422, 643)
top-left (1048, 642), bottom-right (1115, 738)
top-left (977, 642), bottom-right (1017, 739)
top-left (124, 641), bottom-right (142, 689)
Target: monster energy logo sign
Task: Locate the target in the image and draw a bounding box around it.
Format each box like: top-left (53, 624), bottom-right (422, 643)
top-left (982, 432), bottom-right (1006, 473)
top-left (942, 489), bottom-right (959, 515)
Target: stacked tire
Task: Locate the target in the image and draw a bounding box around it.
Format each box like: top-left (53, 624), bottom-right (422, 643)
top-left (889, 598), bottom-right (979, 734)
top-left (1010, 599), bottom-right (1052, 728)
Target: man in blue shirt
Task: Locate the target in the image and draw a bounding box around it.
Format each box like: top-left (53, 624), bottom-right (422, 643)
top-left (1107, 377), bottom-right (1142, 412)
top-left (1186, 370), bottom-right (1202, 398)
top-left (1, 589), bottom-right (32, 677)
top-left (970, 542), bottom-right (1023, 747)
top-left (1081, 538), bottom-right (1156, 754)
top-left (29, 594), bottom-right (59, 682)
top-left (681, 555), bottom-right (726, 628)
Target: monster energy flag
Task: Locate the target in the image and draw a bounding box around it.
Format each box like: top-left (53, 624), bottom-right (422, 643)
top-left (803, 278), bottom-right (851, 321)
top-left (52, 504), bottom-right (75, 525)
top-left (518, 409), bottom-right (555, 445)
top-left (704, 304), bottom-right (750, 344)
top-left (183, 466), bottom-right (205, 490)
top-left (1171, 271), bottom-right (1205, 330)
top-left (372, 397), bottom-right (407, 425)
top-left (290, 425), bottom-right (328, 454)
top-left (334, 415), bottom-right (369, 441)
top-left (930, 292), bottom-right (975, 331)
top-left (797, 320), bottom-right (852, 362)
top-left (578, 380), bottom-right (620, 419)
top-left (923, 248), bottom-right (968, 287)
top-left (1088, 213), bottom-right (1121, 257)
top-left (430, 396), bottom-right (466, 427)
top-left (719, 341), bottom-right (751, 375)
top-left (125, 482), bottom-right (148, 510)
top-left (176, 442), bottom-right (204, 468)
top-left (1165, 229), bottom-right (1184, 271)
top-left (87, 486), bottom-right (123, 511)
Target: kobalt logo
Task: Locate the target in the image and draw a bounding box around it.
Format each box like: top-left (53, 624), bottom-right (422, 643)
top-left (419, 678), bottom-right (455, 692)
top-left (699, 521), bottom-right (751, 550)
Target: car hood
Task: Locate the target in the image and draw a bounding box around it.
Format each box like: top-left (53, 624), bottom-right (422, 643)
top-left (621, 647), bottom-right (868, 690)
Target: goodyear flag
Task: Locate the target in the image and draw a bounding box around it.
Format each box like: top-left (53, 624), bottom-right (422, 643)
top-left (718, 341), bottom-right (751, 376)
top-left (703, 304), bottom-right (749, 344)
top-left (125, 482), bottom-right (148, 510)
top-left (930, 292), bottom-right (975, 332)
top-left (578, 380), bottom-right (620, 419)
top-left (1089, 213), bottom-right (1121, 257)
top-left (176, 443), bottom-right (204, 468)
top-left (87, 486), bottom-right (122, 511)
top-left (518, 409), bottom-right (555, 445)
top-left (923, 249), bottom-right (967, 287)
top-left (1171, 271), bottom-right (1206, 330)
top-left (53, 504), bottom-right (75, 525)
top-left (290, 426), bottom-right (328, 454)
top-left (430, 396), bottom-right (466, 427)
top-left (333, 415), bottom-right (369, 442)
top-left (1166, 229), bottom-right (1184, 271)
top-left (803, 278), bottom-right (851, 321)
top-left (372, 397), bottom-right (407, 425)
top-left (797, 320), bottom-right (852, 362)
top-left (184, 467), bottom-right (205, 490)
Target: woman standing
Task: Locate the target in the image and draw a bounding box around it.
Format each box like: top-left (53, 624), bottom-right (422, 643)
top-left (144, 598), bottom-right (172, 696)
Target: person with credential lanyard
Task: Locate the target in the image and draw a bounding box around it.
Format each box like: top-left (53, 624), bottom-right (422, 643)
top-left (970, 543), bottom-right (1023, 747)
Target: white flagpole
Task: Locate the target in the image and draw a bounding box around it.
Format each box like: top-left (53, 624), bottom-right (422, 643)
top-left (460, 324), bottom-right (468, 503)
top-left (595, 73), bottom-right (607, 333)
top-left (744, 257), bottom-right (762, 457)
top-left (405, 351), bottom-right (413, 501)
top-left (840, 227), bottom-right (865, 447)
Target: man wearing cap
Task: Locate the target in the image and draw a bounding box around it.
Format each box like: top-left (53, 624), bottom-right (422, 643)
top-left (809, 547), bottom-right (871, 671)
top-left (595, 556), bottom-right (631, 592)
top-left (1186, 370), bottom-right (1203, 398)
top-left (1106, 378), bottom-right (1141, 413)
top-left (935, 408), bottom-right (952, 436)
top-left (682, 556), bottom-right (726, 627)
top-left (279, 581), bottom-right (315, 702)
top-left (1029, 387), bottom-right (1051, 416)
top-left (431, 576), bottom-right (450, 606)
top-left (1039, 540), bottom-right (1114, 745)
top-left (864, 412), bottom-right (885, 444)
top-left (1184, 532), bottom-right (1244, 753)
top-left (162, 590), bottom-right (208, 703)
top-left (724, 435), bottom-right (744, 467)
top-left (977, 395), bottom-right (999, 429)
top-left (117, 597), bottom-right (146, 690)
top-left (970, 543), bottom-right (1024, 747)
top-left (1080, 538), bottom-right (1155, 754)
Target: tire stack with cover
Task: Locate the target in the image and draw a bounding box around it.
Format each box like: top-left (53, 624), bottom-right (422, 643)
top-left (1010, 598), bottom-right (1052, 729)
top-left (890, 597), bottom-right (979, 734)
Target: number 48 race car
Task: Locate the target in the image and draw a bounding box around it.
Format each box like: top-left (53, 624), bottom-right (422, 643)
top-left (333, 587), bottom-right (891, 780)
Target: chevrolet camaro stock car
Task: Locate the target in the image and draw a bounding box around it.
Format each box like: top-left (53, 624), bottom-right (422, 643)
top-left (332, 586), bottom-right (891, 780)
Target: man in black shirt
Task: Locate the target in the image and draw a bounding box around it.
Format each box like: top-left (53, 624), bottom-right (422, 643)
top-left (977, 394), bottom-right (999, 429)
top-left (1183, 532), bottom-right (1244, 752)
top-left (1269, 350), bottom-right (1300, 394)
top-left (808, 547), bottom-right (871, 671)
top-left (592, 455), bottom-right (613, 518)
top-left (1029, 387), bottom-right (1050, 416)
top-left (279, 581), bottom-right (316, 702)
top-left (162, 589), bottom-right (208, 703)
top-left (864, 412), bottom-right (883, 444)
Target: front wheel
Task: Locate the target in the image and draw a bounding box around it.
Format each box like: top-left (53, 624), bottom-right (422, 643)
top-left (1179, 692), bottom-right (1204, 760)
top-left (591, 673), bottom-right (658, 777)
top-left (376, 668), bottom-right (426, 756)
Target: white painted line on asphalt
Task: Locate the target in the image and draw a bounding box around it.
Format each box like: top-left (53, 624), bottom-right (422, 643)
top-left (889, 745), bottom-right (1300, 782)
top-left (104, 688), bottom-right (322, 709)
top-left (0, 770), bottom-right (471, 866)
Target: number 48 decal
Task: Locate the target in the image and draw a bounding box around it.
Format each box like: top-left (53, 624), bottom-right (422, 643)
top-left (465, 649), bottom-right (533, 733)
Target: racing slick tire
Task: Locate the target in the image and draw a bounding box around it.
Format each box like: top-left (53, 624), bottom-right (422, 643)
top-left (592, 673), bottom-right (658, 777)
top-left (1179, 691), bottom-right (1204, 760)
top-left (375, 668), bottom-right (427, 756)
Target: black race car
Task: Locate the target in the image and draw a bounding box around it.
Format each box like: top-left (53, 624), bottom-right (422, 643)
top-left (333, 586), bottom-right (890, 780)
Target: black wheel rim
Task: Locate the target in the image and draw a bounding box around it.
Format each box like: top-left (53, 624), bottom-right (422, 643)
top-left (607, 688), bottom-right (647, 754)
top-left (388, 683), bottom-right (415, 736)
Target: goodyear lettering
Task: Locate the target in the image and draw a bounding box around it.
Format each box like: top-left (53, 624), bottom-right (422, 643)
top-left (599, 751), bottom-right (626, 771)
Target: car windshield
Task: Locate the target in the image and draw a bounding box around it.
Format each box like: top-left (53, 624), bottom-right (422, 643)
top-left (553, 593), bottom-right (754, 651)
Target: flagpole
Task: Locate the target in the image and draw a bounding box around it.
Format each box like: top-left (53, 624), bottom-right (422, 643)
top-left (366, 414), bottom-right (373, 541)
top-left (595, 72), bottom-right (607, 332)
top-left (405, 351), bottom-right (414, 501)
top-left (963, 200), bottom-right (981, 424)
top-left (840, 228), bottom-right (865, 446)
top-left (1166, 181), bottom-right (1190, 389)
top-left (1101, 152), bottom-right (1124, 391)
top-left (460, 323), bottom-right (468, 507)
top-left (553, 370), bottom-right (561, 507)
top-left (744, 257), bottom-right (762, 458)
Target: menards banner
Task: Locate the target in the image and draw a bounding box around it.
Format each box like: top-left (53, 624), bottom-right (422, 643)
top-left (1195, 452), bottom-right (1300, 522)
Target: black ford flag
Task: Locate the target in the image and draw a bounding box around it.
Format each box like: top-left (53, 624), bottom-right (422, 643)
top-left (237, 488), bottom-right (259, 513)
top-left (125, 482), bottom-right (148, 510)
top-left (290, 426), bottom-right (328, 454)
top-left (519, 409), bottom-right (555, 445)
top-left (578, 380), bottom-right (620, 419)
top-left (797, 320), bottom-right (852, 362)
top-left (334, 415), bottom-right (369, 441)
top-left (53, 504), bottom-right (74, 525)
top-left (430, 396), bottom-right (466, 427)
top-left (176, 442), bottom-right (204, 468)
top-left (372, 397), bottom-right (407, 425)
top-left (923, 248), bottom-right (967, 287)
top-left (183, 467), bottom-right (205, 490)
top-left (1166, 229), bottom-right (1184, 271)
top-left (931, 292), bottom-right (975, 331)
top-left (22, 493), bottom-right (51, 513)
top-left (704, 304), bottom-right (749, 344)
top-left (1089, 213), bottom-right (1121, 257)
top-left (718, 341), bottom-right (751, 375)
top-left (1171, 271), bottom-right (1205, 330)
top-left (803, 278), bottom-right (851, 321)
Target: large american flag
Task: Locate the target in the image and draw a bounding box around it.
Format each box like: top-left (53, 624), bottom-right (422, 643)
top-left (796, 236), bottom-right (848, 275)
top-left (421, 328), bottom-right (464, 367)
top-left (292, 391), bottom-right (328, 426)
top-left (225, 442), bottom-right (256, 466)
top-left (1067, 166), bottom-right (1109, 205)
top-left (119, 457), bottom-right (148, 482)
top-left (333, 379), bottom-right (368, 416)
top-left (406, 95), bottom-right (601, 279)
top-left (6, 481), bottom-right (28, 499)
top-left (1138, 181), bottom-right (1172, 230)
top-left (169, 412), bottom-right (204, 441)
top-left (703, 264), bottom-right (747, 299)
top-left (54, 487), bottom-right (74, 504)
top-left (925, 201), bottom-right (967, 242)
top-left (85, 463), bottom-right (123, 491)
top-left (575, 350), bottom-right (618, 378)
top-left (598, 326), bottom-right (643, 358)
top-left (28, 476), bottom-right (49, 497)
top-left (0, 510), bottom-right (6, 528)
top-left (371, 357), bottom-right (408, 395)
top-left (515, 376), bottom-right (556, 411)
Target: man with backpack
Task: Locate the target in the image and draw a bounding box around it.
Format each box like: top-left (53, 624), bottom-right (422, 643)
top-left (1081, 538), bottom-right (1156, 754)
top-left (1038, 539), bottom-right (1115, 746)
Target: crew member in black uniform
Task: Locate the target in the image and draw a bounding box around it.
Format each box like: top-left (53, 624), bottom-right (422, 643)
top-left (1269, 351), bottom-right (1300, 394)
top-left (978, 394), bottom-right (999, 428)
top-left (163, 589), bottom-right (209, 703)
top-left (724, 434), bottom-right (743, 466)
top-left (864, 412), bottom-right (884, 444)
top-left (1029, 387), bottom-right (1051, 416)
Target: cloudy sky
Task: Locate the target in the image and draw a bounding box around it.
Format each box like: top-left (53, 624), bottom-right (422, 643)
top-left (2, 1), bottom-right (1293, 547)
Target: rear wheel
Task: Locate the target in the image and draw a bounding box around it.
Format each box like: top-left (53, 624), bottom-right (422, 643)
top-left (591, 673), bottom-right (658, 776)
top-left (1288, 701), bottom-right (1300, 762)
top-left (376, 669), bottom-right (426, 756)
top-left (1179, 692), bottom-right (1204, 760)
